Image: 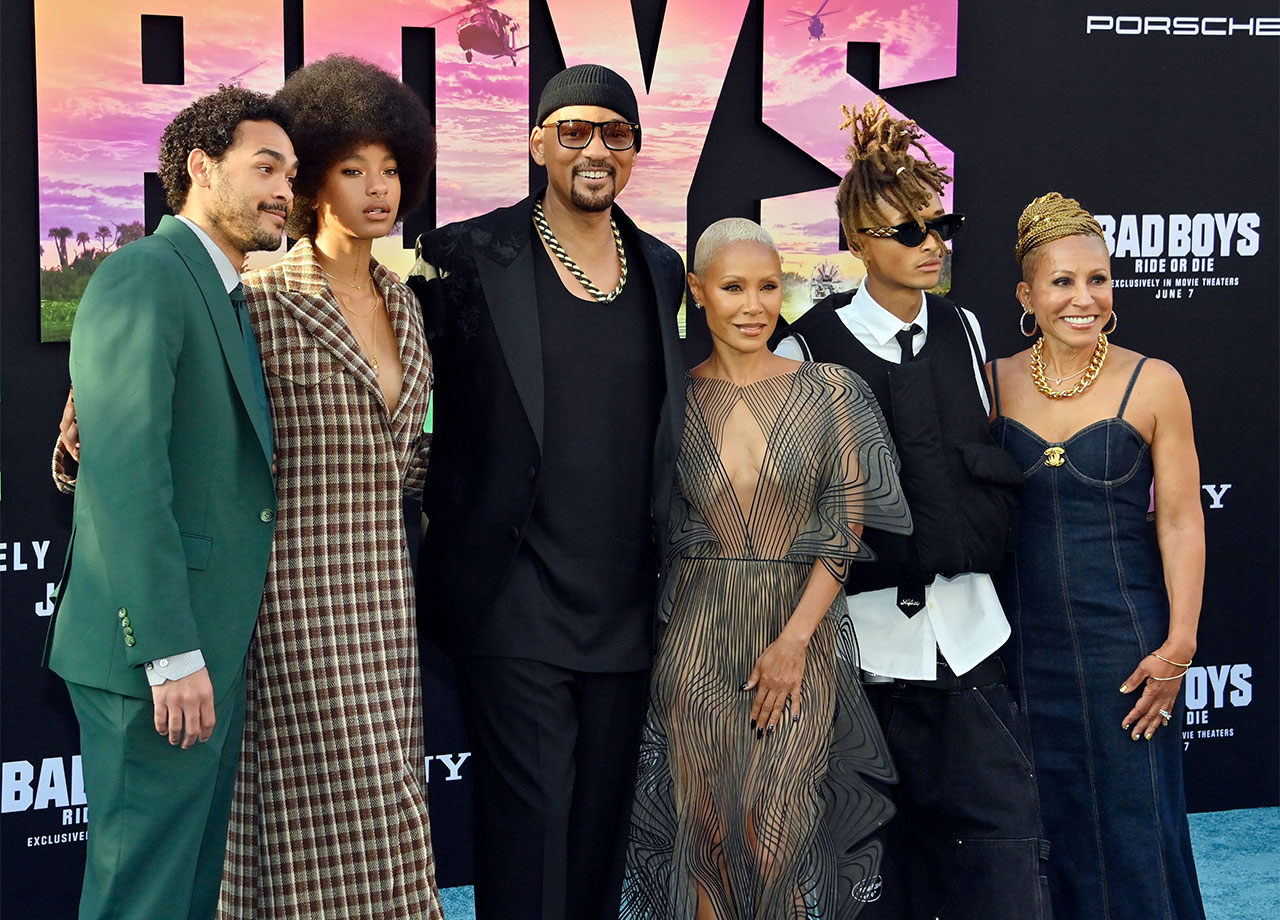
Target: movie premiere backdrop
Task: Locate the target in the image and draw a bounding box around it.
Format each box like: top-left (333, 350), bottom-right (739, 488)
top-left (1, 0), bottom-right (1276, 911)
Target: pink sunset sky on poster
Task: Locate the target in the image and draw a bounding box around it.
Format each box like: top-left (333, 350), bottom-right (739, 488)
top-left (761, 0), bottom-right (957, 303)
top-left (36, 0), bottom-right (958, 304)
top-left (35, 0), bottom-right (286, 269)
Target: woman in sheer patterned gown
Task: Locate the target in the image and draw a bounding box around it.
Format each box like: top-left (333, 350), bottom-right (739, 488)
top-left (622, 219), bottom-right (912, 920)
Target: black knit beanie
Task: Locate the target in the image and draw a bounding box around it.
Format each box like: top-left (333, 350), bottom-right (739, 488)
top-left (535, 64), bottom-right (639, 126)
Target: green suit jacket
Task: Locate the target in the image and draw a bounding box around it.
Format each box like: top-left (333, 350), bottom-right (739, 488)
top-left (45, 215), bottom-right (276, 702)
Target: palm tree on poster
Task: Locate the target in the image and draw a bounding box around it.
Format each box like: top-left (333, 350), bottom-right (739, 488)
top-left (114, 221), bottom-right (144, 248)
top-left (48, 227), bottom-right (72, 270)
top-left (76, 231), bottom-right (91, 254)
top-left (95, 225), bottom-right (113, 252)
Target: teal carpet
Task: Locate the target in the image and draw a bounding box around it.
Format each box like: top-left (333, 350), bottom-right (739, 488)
top-left (1187, 807), bottom-right (1279, 920)
top-left (438, 806), bottom-right (1279, 919)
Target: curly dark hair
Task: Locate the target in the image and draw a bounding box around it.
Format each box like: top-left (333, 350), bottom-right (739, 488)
top-left (158, 86), bottom-right (292, 213)
top-left (274, 54), bottom-right (436, 240)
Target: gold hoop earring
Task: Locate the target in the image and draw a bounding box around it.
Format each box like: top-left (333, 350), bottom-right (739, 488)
top-left (1102, 310), bottom-right (1117, 335)
top-left (1020, 309), bottom-right (1039, 338)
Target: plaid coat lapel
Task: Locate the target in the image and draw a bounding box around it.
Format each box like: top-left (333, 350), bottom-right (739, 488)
top-left (273, 237), bottom-right (380, 395)
top-left (378, 259), bottom-right (433, 424)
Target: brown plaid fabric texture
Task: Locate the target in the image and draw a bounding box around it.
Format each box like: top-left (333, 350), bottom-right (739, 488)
top-left (219, 238), bottom-right (441, 919)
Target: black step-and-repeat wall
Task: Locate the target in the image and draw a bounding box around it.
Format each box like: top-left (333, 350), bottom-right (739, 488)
top-left (2, 0), bottom-right (1276, 913)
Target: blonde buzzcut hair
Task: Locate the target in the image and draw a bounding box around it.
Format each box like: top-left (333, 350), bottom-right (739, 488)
top-left (692, 217), bottom-right (779, 276)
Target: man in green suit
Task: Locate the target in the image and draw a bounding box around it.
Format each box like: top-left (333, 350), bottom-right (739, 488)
top-left (45, 87), bottom-right (296, 920)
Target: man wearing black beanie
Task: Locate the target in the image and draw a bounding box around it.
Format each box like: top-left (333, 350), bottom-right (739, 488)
top-left (408, 64), bottom-right (686, 920)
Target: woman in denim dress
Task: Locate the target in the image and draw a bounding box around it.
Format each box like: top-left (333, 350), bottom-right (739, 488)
top-left (988, 192), bottom-right (1206, 920)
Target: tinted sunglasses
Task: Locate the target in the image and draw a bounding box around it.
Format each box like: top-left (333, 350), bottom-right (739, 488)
top-left (543, 119), bottom-right (641, 151)
top-left (857, 213), bottom-right (965, 247)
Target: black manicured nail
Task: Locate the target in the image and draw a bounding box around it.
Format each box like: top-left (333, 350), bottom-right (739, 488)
top-left (756, 728), bottom-right (764, 739)
top-left (792, 713), bottom-right (800, 723)
top-left (739, 681), bottom-right (750, 691)
top-left (767, 725), bottom-right (775, 735)
top-left (750, 719), bottom-right (756, 730)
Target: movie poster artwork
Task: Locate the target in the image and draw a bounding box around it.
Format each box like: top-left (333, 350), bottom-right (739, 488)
top-left (34, 0), bottom-right (958, 339)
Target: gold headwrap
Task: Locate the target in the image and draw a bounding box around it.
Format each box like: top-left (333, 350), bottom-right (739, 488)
top-left (1015, 192), bottom-right (1105, 265)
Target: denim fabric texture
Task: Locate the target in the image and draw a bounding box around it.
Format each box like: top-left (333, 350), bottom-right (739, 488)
top-left (860, 669), bottom-right (1052, 920)
top-left (993, 358), bottom-right (1206, 920)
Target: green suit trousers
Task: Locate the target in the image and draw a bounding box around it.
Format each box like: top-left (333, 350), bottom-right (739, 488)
top-left (66, 663), bottom-right (246, 920)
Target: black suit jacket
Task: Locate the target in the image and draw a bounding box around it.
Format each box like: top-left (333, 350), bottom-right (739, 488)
top-left (408, 193), bottom-right (686, 660)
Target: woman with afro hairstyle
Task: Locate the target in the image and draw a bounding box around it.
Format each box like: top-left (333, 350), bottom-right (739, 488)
top-left (217, 54), bottom-right (443, 920)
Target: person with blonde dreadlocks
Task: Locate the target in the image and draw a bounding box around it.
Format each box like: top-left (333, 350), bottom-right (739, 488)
top-left (773, 101), bottom-right (1050, 920)
top-left (989, 193), bottom-right (1206, 920)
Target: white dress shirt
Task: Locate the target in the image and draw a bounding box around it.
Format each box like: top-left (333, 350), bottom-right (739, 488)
top-left (142, 217), bottom-right (244, 686)
top-left (775, 285), bottom-right (1009, 680)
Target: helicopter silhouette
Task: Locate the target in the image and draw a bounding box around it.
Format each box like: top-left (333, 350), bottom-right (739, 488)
top-left (784, 1), bottom-right (844, 41)
top-left (224, 60), bottom-right (268, 87)
top-left (427, 0), bottom-right (528, 66)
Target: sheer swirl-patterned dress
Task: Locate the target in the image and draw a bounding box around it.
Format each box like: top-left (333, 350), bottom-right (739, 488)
top-left (623, 362), bottom-right (912, 920)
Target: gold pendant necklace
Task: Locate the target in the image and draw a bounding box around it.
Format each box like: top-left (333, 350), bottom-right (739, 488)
top-left (335, 288), bottom-right (382, 373)
top-left (1043, 365), bottom-right (1088, 385)
top-left (320, 266), bottom-right (369, 293)
top-left (1030, 334), bottom-right (1108, 399)
top-left (332, 286), bottom-right (380, 319)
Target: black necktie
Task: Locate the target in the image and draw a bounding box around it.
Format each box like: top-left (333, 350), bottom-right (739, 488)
top-left (894, 321), bottom-right (925, 617)
top-left (230, 283), bottom-right (270, 429)
top-left (895, 323), bottom-right (923, 364)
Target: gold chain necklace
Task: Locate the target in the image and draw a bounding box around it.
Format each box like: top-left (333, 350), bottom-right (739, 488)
top-left (334, 288), bottom-right (383, 372)
top-left (321, 267), bottom-right (369, 293)
top-left (332, 285), bottom-right (380, 318)
top-left (1030, 333), bottom-right (1108, 399)
top-left (532, 198), bottom-right (627, 303)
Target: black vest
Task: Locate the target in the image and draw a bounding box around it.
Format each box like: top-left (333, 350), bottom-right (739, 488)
top-left (785, 291), bottom-right (1022, 593)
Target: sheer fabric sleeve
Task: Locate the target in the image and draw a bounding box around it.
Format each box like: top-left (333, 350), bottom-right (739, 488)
top-left (656, 448), bottom-right (718, 625)
top-left (787, 363), bottom-right (912, 581)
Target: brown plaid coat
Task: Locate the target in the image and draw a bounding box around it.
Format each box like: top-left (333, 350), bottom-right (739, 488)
top-left (218, 238), bottom-right (441, 919)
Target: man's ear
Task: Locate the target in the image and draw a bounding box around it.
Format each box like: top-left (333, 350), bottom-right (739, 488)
top-left (187, 148), bottom-right (213, 190)
top-left (529, 128), bottom-right (545, 166)
top-left (844, 228), bottom-right (867, 262)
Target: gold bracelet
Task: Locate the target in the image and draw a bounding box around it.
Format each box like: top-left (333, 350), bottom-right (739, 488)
top-left (52, 436), bottom-right (77, 495)
top-left (1152, 652), bottom-right (1193, 668)
top-left (1149, 666), bottom-right (1190, 682)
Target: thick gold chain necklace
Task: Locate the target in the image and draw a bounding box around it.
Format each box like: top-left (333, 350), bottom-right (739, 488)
top-left (1030, 334), bottom-right (1108, 399)
top-left (532, 198), bottom-right (627, 303)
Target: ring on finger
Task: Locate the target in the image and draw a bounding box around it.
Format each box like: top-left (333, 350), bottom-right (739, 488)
top-left (1158, 708), bottom-right (1173, 720)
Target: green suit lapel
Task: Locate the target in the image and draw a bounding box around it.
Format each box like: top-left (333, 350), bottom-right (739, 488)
top-left (154, 216), bottom-right (273, 465)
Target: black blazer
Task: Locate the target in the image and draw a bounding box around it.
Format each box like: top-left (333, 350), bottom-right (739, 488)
top-left (408, 193), bottom-right (687, 657)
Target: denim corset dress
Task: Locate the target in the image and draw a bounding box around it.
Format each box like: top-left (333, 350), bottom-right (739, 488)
top-left (991, 357), bottom-right (1205, 920)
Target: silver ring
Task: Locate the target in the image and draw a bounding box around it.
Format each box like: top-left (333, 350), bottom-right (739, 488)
top-left (1158, 708), bottom-right (1173, 719)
